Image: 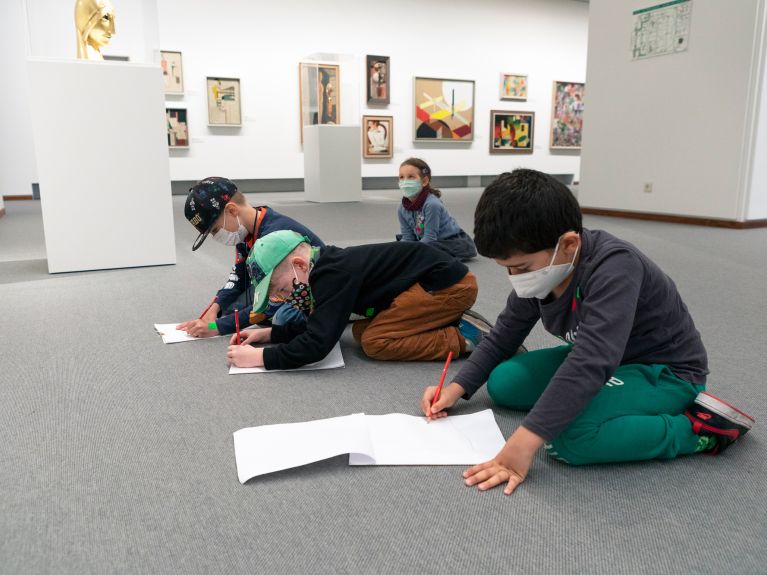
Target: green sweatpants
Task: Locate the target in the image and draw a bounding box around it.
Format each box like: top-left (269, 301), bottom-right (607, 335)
top-left (487, 346), bottom-right (704, 465)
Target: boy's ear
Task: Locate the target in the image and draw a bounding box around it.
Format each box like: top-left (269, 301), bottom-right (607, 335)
top-left (562, 231), bottom-right (581, 256)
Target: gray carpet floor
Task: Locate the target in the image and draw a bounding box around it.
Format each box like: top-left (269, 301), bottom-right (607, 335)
top-left (0, 190), bottom-right (765, 574)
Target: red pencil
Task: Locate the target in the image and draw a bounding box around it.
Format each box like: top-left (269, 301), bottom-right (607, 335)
top-left (198, 297), bottom-right (217, 320)
top-left (234, 308), bottom-right (241, 345)
top-left (429, 351), bottom-right (453, 418)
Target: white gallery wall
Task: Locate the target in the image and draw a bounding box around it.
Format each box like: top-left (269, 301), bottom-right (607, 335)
top-left (580, 0), bottom-right (767, 222)
top-left (748, 23), bottom-right (767, 220)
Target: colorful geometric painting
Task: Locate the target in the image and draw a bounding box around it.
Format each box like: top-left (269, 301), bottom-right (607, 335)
top-left (413, 77), bottom-right (474, 142)
top-left (550, 81), bottom-right (584, 149)
top-left (206, 77), bottom-right (241, 126)
top-left (160, 51), bottom-right (183, 95)
top-left (299, 63), bottom-right (340, 142)
top-left (166, 108), bottom-right (189, 148)
top-left (362, 115), bottom-right (393, 159)
top-left (489, 111), bottom-right (534, 154)
top-left (500, 73), bottom-right (527, 100)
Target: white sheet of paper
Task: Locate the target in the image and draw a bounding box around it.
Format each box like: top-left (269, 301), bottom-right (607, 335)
top-left (154, 323), bottom-right (224, 344)
top-left (228, 342), bottom-right (344, 374)
top-left (233, 413), bottom-right (372, 484)
top-left (348, 410), bottom-right (505, 466)
top-left (233, 409), bottom-right (504, 483)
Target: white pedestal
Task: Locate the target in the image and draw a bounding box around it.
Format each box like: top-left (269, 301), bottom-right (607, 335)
top-left (303, 125), bottom-right (361, 203)
top-left (27, 59), bottom-right (176, 273)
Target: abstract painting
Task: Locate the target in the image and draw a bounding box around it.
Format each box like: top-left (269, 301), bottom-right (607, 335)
top-left (206, 77), bottom-right (241, 126)
top-left (500, 73), bottom-right (527, 100)
top-left (413, 77), bottom-right (474, 142)
top-left (366, 55), bottom-right (390, 105)
top-left (362, 115), bottom-right (393, 159)
top-left (166, 108), bottom-right (189, 148)
top-left (299, 63), bottom-right (340, 142)
top-left (160, 51), bottom-right (183, 95)
top-left (550, 81), bottom-right (584, 149)
top-left (489, 110), bottom-right (534, 153)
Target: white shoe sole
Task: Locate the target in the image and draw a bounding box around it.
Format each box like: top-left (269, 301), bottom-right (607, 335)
top-left (695, 392), bottom-right (755, 429)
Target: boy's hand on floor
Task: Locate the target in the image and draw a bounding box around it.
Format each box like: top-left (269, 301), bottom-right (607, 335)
top-left (227, 344), bottom-right (264, 368)
top-left (421, 382), bottom-right (465, 420)
top-left (176, 319), bottom-right (219, 338)
top-left (230, 328), bottom-right (272, 346)
top-left (463, 426), bottom-right (544, 495)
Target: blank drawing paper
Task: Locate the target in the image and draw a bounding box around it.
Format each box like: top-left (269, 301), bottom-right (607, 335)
top-left (228, 342), bottom-right (344, 374)
top-left (154, 323), bottom-right (224, 344)
top-left (233, 409), bottom-right (505, 484)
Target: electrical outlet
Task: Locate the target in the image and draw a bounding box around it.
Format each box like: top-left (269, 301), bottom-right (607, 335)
top-left (643, 182), bottom-right (653, 193)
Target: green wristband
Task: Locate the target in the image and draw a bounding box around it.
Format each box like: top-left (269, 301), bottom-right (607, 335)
top-left (208, 322), bottom-right (217, 330)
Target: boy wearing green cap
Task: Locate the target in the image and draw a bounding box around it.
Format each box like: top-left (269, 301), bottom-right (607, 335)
top-left (226, 230), bottom-right (493, 370)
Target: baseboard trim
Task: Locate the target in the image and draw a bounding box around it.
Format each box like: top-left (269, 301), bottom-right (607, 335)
top-left (581, 207), bottom-right (767, 229)
top-left (2, 195), bottom-right (34, 201)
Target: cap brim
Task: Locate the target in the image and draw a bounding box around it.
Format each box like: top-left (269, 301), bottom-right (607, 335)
top-left (251, 269), bottom-right (274, 314)
top-left (191, 230), bottom-right (210, 251)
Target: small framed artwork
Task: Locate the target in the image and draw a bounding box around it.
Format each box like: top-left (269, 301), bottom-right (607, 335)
top-left (298, 63), bottom-right (341, 142)
top-left (362, 115), bottom-right (393, 159)
top-left (366, 55), bottom-right (390, 105)
top-left (206, 77), bottom-right (242, 127)
top-left (550, 80), bottom-right (585, 150)
top-left (413, 77), bottom-right (475, 142)
top-left (166, 108), bottom-right (189, 148)
top-left (160, 50), bottom-right (184, 94)
top-left (489, 110), bottom-right (534, 154)
top-left (500, 73), bottom-right (527, 100)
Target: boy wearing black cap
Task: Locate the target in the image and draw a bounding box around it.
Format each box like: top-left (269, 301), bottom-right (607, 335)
top-left (226, 230), bottom-right (495, 370)
top-left (178, 177), bottom-right (324, 337)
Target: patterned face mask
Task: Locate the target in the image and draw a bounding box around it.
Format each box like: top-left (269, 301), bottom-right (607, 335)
top-left (286, 265), bottom-right (314, 313)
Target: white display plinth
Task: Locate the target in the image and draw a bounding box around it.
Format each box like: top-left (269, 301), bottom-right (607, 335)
top-left (27, 59), bottom-right (176, 273)
top-left (303, 125), bottom-right (361, 203)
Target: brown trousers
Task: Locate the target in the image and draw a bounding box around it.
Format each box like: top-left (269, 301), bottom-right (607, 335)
top-left (351, 272), bottom-right (478, 361)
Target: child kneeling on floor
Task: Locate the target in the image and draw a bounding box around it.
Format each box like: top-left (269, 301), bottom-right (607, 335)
top-left (226, 230), bottom-right (494, 370)
top-left (421, 169), bottom-right (755, 495)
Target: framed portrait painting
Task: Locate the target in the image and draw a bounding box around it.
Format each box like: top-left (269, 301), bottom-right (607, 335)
top-left (500, 73), bottom-right (527, 100)
top-left (299, 63), bottom-right (340, 142)
top-left (413, 77), bottom-right (475, 142)
top-left (489, 110), bottom-right (534, 153)
top-left (206, 77), bottom-right (241, 126)
top-left (160, 50), bottom-right (184, 95)
top-left (366, 55), bottom-right (390, 105)
top-left (362, 115), bottom-right (393, 159)
top-left (550, 80), bottom-right (584, 149)
top-left (166, 108), bottom-right (189, 148)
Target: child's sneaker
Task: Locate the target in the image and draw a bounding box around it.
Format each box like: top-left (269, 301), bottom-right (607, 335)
top-left (685, 392), bottom-right (755, 454)
top-left (458, 310), bottom-right (493, 351)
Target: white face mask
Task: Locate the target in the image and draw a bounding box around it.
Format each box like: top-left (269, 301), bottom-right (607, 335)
top-left (212, 212), bottom-right (248, 246)
top-left (507, 237), bottom-right (580, 299)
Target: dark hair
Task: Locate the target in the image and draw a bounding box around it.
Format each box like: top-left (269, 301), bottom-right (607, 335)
top-left (400, 157), bottom-right (441, 198)
top-left (474, 169), bottom-right (582, 258)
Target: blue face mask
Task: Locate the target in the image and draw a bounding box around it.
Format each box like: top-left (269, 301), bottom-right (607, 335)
top-left (399, 179), bottom-right (422, 199)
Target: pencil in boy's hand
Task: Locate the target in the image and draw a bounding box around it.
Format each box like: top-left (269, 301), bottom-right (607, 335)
top-left (198, 297), bottom-right (217, 320)
top-left (234, 308), bottom-right (241, 345)
top-left (429, 351), bottom-right (453, 420)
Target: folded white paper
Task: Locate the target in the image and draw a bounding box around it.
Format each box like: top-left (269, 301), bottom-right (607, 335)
top-left (233, 409), bottom-right (504, 484)
top-left (154, 323), bottom-right (224, 344)
top-left (228, 342), bottom-right (344, 374)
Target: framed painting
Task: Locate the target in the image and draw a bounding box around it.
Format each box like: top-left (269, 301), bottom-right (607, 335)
top-left (550, 80), bottom-right (584, 149)
top-left (500, 73), bottom-right (527, 100)
top-left (413, 77), bottom-right (474, 142)
top-left (362, 115), bottom-right (393, 159)
top-left (298, 63), bottom-right (340, 142)
top-left (366, 55), bottom-right (390, 105)
top-left (160, 50), bottom-right (184, 95)
top-left (206, 77), bottom-right (242, 127)
top-left (489, 110), bottom-right (534, 154)
top-left (166, 108), bottom-right (189, 148)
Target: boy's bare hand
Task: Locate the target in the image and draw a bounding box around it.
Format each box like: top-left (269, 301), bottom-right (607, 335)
top-left (176, 319), bottom-right (218, 338)
top-left (421, 382), bottom-right (465, 420)
top-left (227, 344), bottom-right (264, 368)
top-left (229, 327), bottom-right (272, 346)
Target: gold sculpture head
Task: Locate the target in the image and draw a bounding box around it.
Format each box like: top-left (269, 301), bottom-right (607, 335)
top-left (75, 0), bottom-right (116, 60)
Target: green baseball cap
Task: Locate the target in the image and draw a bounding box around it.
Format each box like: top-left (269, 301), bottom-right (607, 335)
top-left (246, 230), bottom-right (309, 313)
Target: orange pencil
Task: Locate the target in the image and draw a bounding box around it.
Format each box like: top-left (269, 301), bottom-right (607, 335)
top-left (429, 351), bottom-right (453, 419)
top-left (234, 308), bottom-right (241, 345)
top-left (198, 297), bottom-right (217, 320)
